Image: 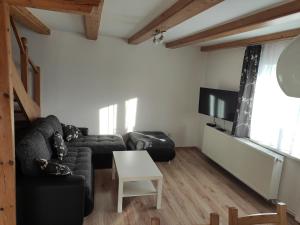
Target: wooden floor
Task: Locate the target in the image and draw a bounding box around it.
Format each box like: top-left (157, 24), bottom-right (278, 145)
top-left (84, 148), bottom-right (299, 225)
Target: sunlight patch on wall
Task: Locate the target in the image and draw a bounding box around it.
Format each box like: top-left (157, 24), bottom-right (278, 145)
top-left (217, 99), bottom-right (225, 119)
top-left (99, 104), bottom-right (118, 135)
top-left (125, 98), bottom-right (138, 132)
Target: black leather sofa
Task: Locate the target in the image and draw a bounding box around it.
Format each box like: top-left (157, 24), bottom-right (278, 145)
top-left (16, 115), bottom-right (126, 225)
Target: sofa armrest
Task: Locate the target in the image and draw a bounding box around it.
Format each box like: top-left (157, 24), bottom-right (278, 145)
top-left (79, 127), bottom-right (89, 136)
top-left (17, 175), bottom-right (85, 225)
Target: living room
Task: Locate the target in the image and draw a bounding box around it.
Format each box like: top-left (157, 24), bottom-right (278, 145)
top-left (1, 0), bottom-right (300, 225)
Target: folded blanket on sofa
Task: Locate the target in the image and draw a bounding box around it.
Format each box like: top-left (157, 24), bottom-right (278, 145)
top-left (128, 132), bottom-right (167, 150)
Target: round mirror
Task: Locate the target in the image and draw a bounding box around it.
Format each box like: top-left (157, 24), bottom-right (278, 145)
top-left (277, 36), bottom-right (300, 98)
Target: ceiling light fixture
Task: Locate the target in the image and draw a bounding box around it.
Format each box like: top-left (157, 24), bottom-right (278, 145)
top-left (277, 35), bottom-right (300, 98)
top-left (153, 29), bottom-right (166, 45)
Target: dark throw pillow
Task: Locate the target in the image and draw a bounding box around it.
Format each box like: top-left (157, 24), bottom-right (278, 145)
top-left (53, 131), bottom-right (68, 160)
top-left (62, 124), bottom-right (81, 142)
top-left (36, 159), bottom-right (72, 176)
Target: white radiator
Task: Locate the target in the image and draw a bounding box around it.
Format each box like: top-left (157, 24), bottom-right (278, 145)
top-left (202, 125), bottom-right (284, 200)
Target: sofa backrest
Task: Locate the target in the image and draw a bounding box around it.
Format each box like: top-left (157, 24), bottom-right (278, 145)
top-left (34, 120), bottom-right (56, 154)
top-left (15, 115), bottom-right (66, 176)
top-left (44, 115), bottom-right (63, 136)
top-left (16, 130), bottom-right (52, 176)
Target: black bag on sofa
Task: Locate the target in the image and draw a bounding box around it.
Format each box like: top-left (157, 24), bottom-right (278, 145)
top-left (126, 131), bottom-right (176, 162)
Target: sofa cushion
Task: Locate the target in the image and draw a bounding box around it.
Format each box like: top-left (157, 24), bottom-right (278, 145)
top-left (61, 147), bottom-right (94, 215)
top-left (44, 115), bottom-right (63, 136)
top-left (67, 135), bottom-right (126, 169)
top-left (69, 135), bottom-right (125, 153)
top-left (53, 132), bottom-right (68, 160)
top-left (16, 130), bottom-right (52, 176)
top-left (36, 159), bottom-right (73, 176)
top-left (26, 119), bottom-right (54, 153)
top-left (62, 124), bottom-right (81, 142)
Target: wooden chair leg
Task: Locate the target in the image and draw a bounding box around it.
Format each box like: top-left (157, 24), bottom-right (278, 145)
top-left (151, 217), bottom-right (160, 225)
top-left (229, 207), bottom-right (238, 225)
top-left (210, 213), bottom-right (220, 225)
top-left (277, 203), bottom-right (288, 225)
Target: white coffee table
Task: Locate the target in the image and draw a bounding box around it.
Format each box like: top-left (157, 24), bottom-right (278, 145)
top-left (112, 151), bottom-right (163, 213)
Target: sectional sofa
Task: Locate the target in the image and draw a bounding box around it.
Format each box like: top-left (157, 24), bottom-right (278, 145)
top-left (16, 115), bottom-right (126, 225)
top-left (15, 115), bottom-right (177, 225)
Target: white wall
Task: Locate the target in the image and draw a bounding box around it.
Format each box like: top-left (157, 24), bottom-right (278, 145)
top-left (204, 48), bottom-right (245, 90)
top-left (201, 47), bottom-right (300, 221)
top-left (14, 28), bottom-right (205, 147)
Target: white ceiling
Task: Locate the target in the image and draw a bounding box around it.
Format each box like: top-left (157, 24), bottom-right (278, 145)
top-left (28, 0), bottom-right (300, 47)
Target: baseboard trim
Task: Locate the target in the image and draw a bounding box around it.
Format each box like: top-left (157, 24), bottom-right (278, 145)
top-left (175, 146), bottom-right (201, 151)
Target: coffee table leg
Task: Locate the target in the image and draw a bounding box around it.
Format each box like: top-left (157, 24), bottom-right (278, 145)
top-left (156, 179), bottom-right (163, 209)
top-left (117, 179), bottom-right (123, 213)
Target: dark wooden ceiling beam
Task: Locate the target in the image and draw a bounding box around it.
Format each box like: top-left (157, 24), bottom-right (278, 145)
top-left (10, 6), bottom-right (50, 35)
top-left (7, 0), bottom-right (101, 14)
top-left (166, 0), bottom-right (300, 49)
top-left (128, 0), bottom-right (223, 45)
top-left (201, 28), bottom-right (300, 52)
top-left (84, 0), bottom-right (103, 40)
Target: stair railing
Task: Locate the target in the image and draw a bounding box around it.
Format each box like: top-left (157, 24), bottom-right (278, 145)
top-left (10, 17), bottom-right (41, 107)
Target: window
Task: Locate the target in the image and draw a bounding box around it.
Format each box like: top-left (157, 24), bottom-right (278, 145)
top-left (250, 40), bottom-right (300, 159)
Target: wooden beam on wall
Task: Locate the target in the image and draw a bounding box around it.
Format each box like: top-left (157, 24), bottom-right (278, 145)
top-left (7, 0), bottom-right (101, 14)
top-left (201, 28), bottom-right (300, 52)
top-left (10, 16), bottom-right (25, 52)
top-left (166, 1), bottom-right (300, 48)
top-left (20, 37), bottom-right (29, 91)
top-left (0, 1), bottom-right (16, 225)
top-left (10, 6), bottom-right (50, 35)
top-left (84, 1), bottom-right (103, 40)
top-left (128, 0), bottom-right (223, 45)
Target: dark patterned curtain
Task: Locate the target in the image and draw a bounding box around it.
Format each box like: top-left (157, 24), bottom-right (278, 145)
top-left (232, 45), bottom-right (262, 137)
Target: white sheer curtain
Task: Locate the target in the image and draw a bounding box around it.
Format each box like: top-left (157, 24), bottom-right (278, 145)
top-left (250, 40), bottom-right (300, 159)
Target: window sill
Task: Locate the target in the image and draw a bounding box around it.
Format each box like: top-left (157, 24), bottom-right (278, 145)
top-left (246, 138), bottom-right (300, 163)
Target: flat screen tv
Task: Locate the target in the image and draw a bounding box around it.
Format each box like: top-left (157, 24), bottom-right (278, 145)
top-left (198, 87), bottom-right (238, 122)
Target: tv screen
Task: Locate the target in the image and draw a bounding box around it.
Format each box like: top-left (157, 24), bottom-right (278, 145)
top-left (198, 88), bottom-right (238, 122)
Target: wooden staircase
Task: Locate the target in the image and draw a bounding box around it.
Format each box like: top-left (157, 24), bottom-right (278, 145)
top-left (11, 18), bottom-right (41, 123)
top-left (0, 1), bottom-right (101, 224)
top-left (0, 14), bottom-right (41, 225)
